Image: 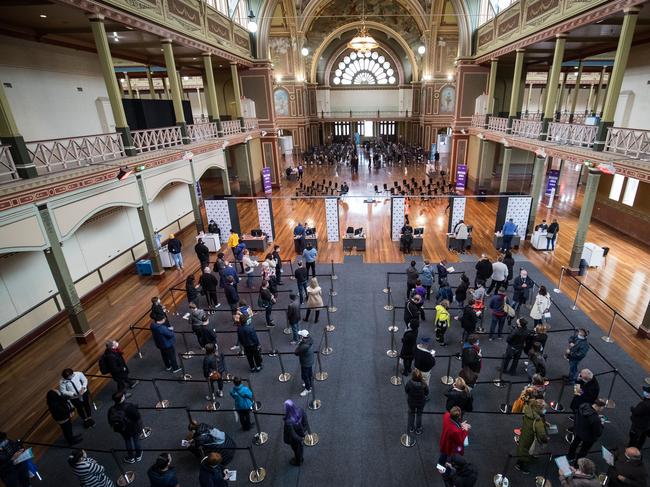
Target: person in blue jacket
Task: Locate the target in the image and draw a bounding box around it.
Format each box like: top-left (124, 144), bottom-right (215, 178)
top-left (229, 377), bottom-right (254, 431)
top-left (565, 328), bottom-right (590, 384)
top-left (147, 453), bottom-right (179, 487)
top-left (302, 243), bottom-right (317, 278)
top-left (150, 318), bottom-right (181, 373)
top-left (234, 242), bottom-right (247, 273)
top-left (220, 261), bottom-right (239, 289)
top-left (420, 261), bottom-right (434, 300)
top-left (501, 218), bottom-right (518, 252)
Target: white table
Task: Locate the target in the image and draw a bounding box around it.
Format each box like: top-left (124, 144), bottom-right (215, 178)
top-left (201, 233), bottom-right (221, 252)
top-left (159, 247), bottom-right (175, 268)
top-left (531, 230), bottom-right (554, 250)
top-left (582, 242), bottom-right (605, 267)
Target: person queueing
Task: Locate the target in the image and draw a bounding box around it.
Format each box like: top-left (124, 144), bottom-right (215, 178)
top-left (0, 432), bottom-right (31, 487)
top-left (287, 293), bottom-right (302, 344)
top-left (435, 299), bottom-right (451, 346)
top-left (405, 369), bottom-right (429, 435)
top-left (515, 398), bottom-right (549, 474)
top-left (186, 420), bottom-right (236, 465)
top-left (99, 340), bottom-right (138, 395)
top-left (199, 452), bottom-right (229, 487)
top-left (458, 298), bottom-right (479, 344)
top-left (438, 406), bottom-right (470, 467)
top-left (445, 377), bottom-right (473, 413)
top-left (230, 377), bottom-right (254, 431)
top-left (224, 275), bottom-right (240, 313)
top-left (46, 388), bottom-right (81, 445)
top-left (304, 277), bottom-right (323, 323)
top-left (302, 243), bottom-right (318, 278)
top-left (283, 400), bottom-right (310, 466)
top-left (488, 290), bottom-right (508, 341)
top-left (150, 317), bottom-right (181, 373)
top-left (203, 343), bottom-right (226, 401)
top-left (59, 368), bottom-right (95, 429)
top-left (441, 455), bottom-right (478, 487)
top-left (568, 399), bottom-right (606, 461)
top-left (628, 383), bottom-right (650, 449)
top-left (68, 449), bottom-right (115, 487)
top-left (294, 261), bottom-right (309, 304)
top-left (413, 337), bottom-right (436, 388)
top-left (107, 391), bottom-right (143, 464)
top-left (227, 229), bottom-right (239, 261)
top-left (258, 279), bottom-right (276, 327)
top-left (147, 453), bottom-right (178, 487)
top-left (421, 261), bottom-right (434, 300)
top-left (606, 447), bottom-right (647, 487)
top-left (295, 329), bottom-right (314, 397)
top-left (195, 238), bottom-right (210, 270)
top-left (565, 328), bottom-right (590, 384)
top-left (400, 322), bottom-right (418, 376)
top-left (512, 269), bottom-right (534, 315)
top-left (499, 318), bottom-right (529, 376)
top-left (242, 249), bottom-right (258, 289)
top-left (558, 458), bottom-right (600, 487)
top-left (237, 313), bottom-right (263, 372)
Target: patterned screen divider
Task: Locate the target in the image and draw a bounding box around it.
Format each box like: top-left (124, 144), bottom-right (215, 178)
top-left (256, 198), bottom-right (274, 242)
top-left (391, 197), bottom-right (405, 241)
top-left (325, 198), bottom-right (340, 242)
top-left (204, 199), bottom-right (232, 244)
top-left (505, 196), bottom-right (532, 239)
top-left (448, 197), bottom-right (466, 233)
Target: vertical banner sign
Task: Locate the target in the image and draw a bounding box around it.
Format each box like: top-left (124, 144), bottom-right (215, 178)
top-left (195, 181), bottom-right (203, 200)
top-left (448, 197), bottom-right (466, 233)
top-left (505, 196), bottom-right (532, 239)
top-left (204, 199), bottom-right (232, 243)
top-left (391, 197), bottom-right (406, 241)
top-left (544, 170), bottom-right (560, 196)
top-left (262, 167), bottom-right (272, 195)
top-left (325, 198), bottom-right (340, 242)
top-left (256, 198), bottom-right (274, 242)
top-left (455, 164), bottom-right (467, 191)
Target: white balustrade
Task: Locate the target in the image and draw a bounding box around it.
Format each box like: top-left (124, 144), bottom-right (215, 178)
top-left (547, 122), bottom-right (597, 147)
top-left (471, 114), bottom-right (486, 127)
top-left (0, 145), bottom-right (18, 182)
top-left (132, 126), bottom-right (183, 153)
top-left (187, 123), bottom-right (219, 142)
top-left (511, 119), bottom-right (542, 139)
top-left (221, 120), bottom-right (242, 136)
top-left (244, 118), bottom-right (258, 130)
top-left (520, 112), bottom-right (542, 121)
top-left (27, 133), bottom-right (125, 174)
top-left (487, 116), bottom-right (508, 132)
top-left (605, 127), bottom-right (650, 160)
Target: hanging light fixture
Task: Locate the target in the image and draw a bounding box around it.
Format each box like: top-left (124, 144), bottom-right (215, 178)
top-left (347, 0), bottom-right (378, 53)
top-left (247, 9), bottom-right (258, 33)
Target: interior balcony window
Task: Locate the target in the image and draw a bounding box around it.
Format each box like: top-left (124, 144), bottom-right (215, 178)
top-left (332, 51), bottom-right (396, 86)
top-left (622, 177), bottom-right (639, 206)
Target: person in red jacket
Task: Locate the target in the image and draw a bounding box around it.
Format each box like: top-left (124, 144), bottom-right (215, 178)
top-left (438, 406), bottom-right (471, 467)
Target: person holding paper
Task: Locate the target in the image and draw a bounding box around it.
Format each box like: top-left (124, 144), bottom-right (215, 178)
top-left (438, 407), bottom-right (470, 467)
top-left (558, 457), bottom-right (600, 487)
top-left (607, 447), bottom-right (647, 487)
top-left (198, 452), bottom-right (228, 487)
top-left (68, 449), bottom-right (115, 487)
top-left (628, 383), bottom-right (650, 449)
top-left (515, 399), bottom-right (549, 473)
top-left (568, 399), bottom-right (606, 461)
top-left (0, 432), bottom-right (31, 487)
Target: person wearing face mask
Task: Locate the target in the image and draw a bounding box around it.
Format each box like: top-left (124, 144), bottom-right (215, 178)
top-left (570, 369), bottom-right (600, 414)
top-left (607, 447), bottom-right (647, 487)
top-left (147, 453), bottom-right (179, 487)
top-left (558, 457), bottom-right (600, 487)
top-left (564, 329), bottom-right (590, 384)
top-left (567, 399), bottom-right (606, 461)
top-left (628, 384), bottom-right (650, 449)
top-left (515, 399), bottom-right (549, 474)
top-left (512, 269), bottom-right (534, 315)
top-left (98, 340), bottom-right (138, 395)
top-left (68, 449), bottom-right (115, 487)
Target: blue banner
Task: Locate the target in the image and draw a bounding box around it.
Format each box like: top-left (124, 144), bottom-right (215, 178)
top-left (262, 167), bottom-right (272, 195)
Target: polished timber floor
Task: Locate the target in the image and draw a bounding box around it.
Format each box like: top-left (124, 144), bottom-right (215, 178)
top-left (30, 257), bottom-right (650, 486)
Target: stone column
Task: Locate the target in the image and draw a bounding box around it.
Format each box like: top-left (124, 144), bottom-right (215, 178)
top-left (525, 83), bottom-right (533, 113)
top-left (595, 7), bottom-right (640, 151)
top-left (507, 49), bottom-right (525, 131)
top-left (89, 14), bottom-right (136, 155)
top-left (569, 168), bottom-right (601, 268)
top-left (527, 154), bottom-right (548, 232)
top-left (37, 204), bottom-right (93, 342)
top-left (555, 71), bottom-right (568, 120)
top-left (500, 146), bottom-right (512, 193)
top-left (230, 62), bottom-right (244, 124)
top-left (202, 53), bottom-right (222, 128)
top-left (638, 304), bottom-right (650, 339)
top-left (124, 72), bottom-right (134, 98)
top-left (221, 167), bottom-right (231, 195)
top-left (146, 67), bottom-right (156, 99)
top-left (486, 59), bottom-right (498, 117)
top-left (569, 61), bottom-right (583, 123)
top-left (135, 174), bottom-right (164, 275)
top-left (188, 159), bottom-right (204, 233)
top-left (0, 82), bottom-right (38, 178)
top-left (592, 66), bottom-right (607, 116)
top-left (586, 84), bottom-right (594, 115)
top-left (541, 35), bottom-right (566, 139)
top-left (161, 39), bottom-right (189, 143)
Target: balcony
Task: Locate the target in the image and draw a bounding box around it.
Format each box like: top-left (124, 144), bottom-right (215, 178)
top-left (487, 116), bottom-right (508, 132)
top-left (316, 110), bottom-right (412, 120)
top-left (511, 119), bottom-right (542, 139)
top-left (605, 127), bottom-right (650, 160)
top-left (0, 145), bottom-right (18, 182)
top-left (132, 127), bottom-right (183, 153)
top-left (546, 122), bottom-right (598, 148)
top-left (471, 114), bottom-right (486, 128)
top-left (520, 113), bottom-right (542, 121)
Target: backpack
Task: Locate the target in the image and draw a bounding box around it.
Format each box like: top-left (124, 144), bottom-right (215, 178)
top-left (98, 354), bottom-right (109, 374)
top-left (108, 406), bottom-right (132, 433)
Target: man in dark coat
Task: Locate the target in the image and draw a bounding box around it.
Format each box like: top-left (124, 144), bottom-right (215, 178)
top-left (570, 369), bottom-right (600, 412)
top-left (400, 327), bottom-right (418, 376)
top-left (404, 294), bottom-right (425, 329)
top-left (413, 337), bottom-right (436, 388)
top-left (406, 260), bottom-right (419, 297)
top-left (199, 268), bottom-right (220, 309)
top-left (294, 261), bottom-right (309, 304)
top-left (294, 330), bottom-right (314, 396)
top-left (607, 447), bottom-right (647, 487)
top-left (458, 299), bottom-right (479, 343)
top-left (101, 340), bottom-right (138, 394)
top-left (223, 275), bottom-right (239, 312)
top-left (107, 391), bottom-right (143, 464)
top-left (628, 384), bottom-right (650, 449)
top-left (195, 238), bottom-right (210, 270)
top-left (237, 315), bottom-right (262, 372)
top-left (474, 254), bottom-right (492, 288)
top-left (500, 318), bottom-right (529, 375)
top-left (150, 318), bottom-right (181, 373)
top-left (272, 245), bottom-right (283, 284)
top-left (442, 455), bottom-right (478, 487)
top-left (568, 399), bottom-right (606, 461)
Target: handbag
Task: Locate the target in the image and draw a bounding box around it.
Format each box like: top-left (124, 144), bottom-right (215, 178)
top-left (504, 303), bottom-right (516, 318)
top-left (543, 312), bottom-right (551, 319)
top-left (257, 297), bottom-right (270, 309)
top-left (529, 438), bottom-right (545, 455)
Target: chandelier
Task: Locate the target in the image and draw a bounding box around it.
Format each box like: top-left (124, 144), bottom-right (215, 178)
top-left (347, 0), bottom-right (377, 53)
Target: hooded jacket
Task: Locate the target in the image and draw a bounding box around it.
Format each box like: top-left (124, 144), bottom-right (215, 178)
top-left (460, 306), bottom-right (478, 335)
top-left (406, 266), bottom-right (419, 286)
top-left (405, 379), bottom-right (429, 409)
top-left (420, 265), bottom-right (434, 286)
top-left (630, 397), bottom-right (650, 432)
top-left (294, 336), bottom-right (315, 368)
top-left (461, 343), bottom-right (481, 373)
top-left (439, 412), bottom-right (468, 457)
top-left (414, 347), bottom-right (435, 372)
top-left (574, 403), bottom-right (603, 443)
top-left (475, 259), bottom-right (492, 282)
top-left (287, 298), bottom-right (301, 324)
top-left (237, 323), bottom-right (260, 348)
top-left (150, 321), bottom-right (176, 350)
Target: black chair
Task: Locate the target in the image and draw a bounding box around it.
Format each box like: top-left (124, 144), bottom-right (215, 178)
top-left (383, 183), bottom-right (388, 191)
top-left (394, 181), bottom-right (398, 187)
top-left (374, 185), bottom-right (379, 194)
top-left (346, 226), bottom-right (354, 235)
top-left (403, 179), bottom-right (407, 185)
top-left (390, 188), bottom-right (395, 195)
top-left (328, 180), bottom-right (332, 187)
top-left (334, 182), bottom-right (338, 189)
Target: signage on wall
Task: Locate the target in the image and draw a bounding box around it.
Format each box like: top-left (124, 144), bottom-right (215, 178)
top-left (262, 167), bottom-right (272, 195)
top-left (455, 164), bottom-right (467, 192)
top-left (545, 170), bottom-right (560, 196)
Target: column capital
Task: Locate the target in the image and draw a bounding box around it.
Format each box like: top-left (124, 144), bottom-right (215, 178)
top-left (86, 13), bottom-right (105, 21)
top-left (230, 61), bottom-right (238, 66)
top-left (490, 58), bottom-right (498, 63)
top-left (161, 38), bottom-right (173, 45)
top-left (202, 52), bottom-right (212, 57)
top-left (623, 7), bottom-right (641, 14)
top-left (515, 48), bottom-right (526, 53)
top-left (555, 33), bottom-right (567, 39)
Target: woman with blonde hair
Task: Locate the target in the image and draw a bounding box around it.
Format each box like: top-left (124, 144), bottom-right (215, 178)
top-left (304, 277), bottom-right (323, 323)
top-left (445, 377), bottom-right (473, 413)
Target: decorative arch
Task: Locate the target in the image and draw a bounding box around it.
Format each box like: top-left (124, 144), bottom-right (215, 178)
top-left (323, 44), bottom-right (405, 86)
top-left (58, 200), bottom-right (142, 242)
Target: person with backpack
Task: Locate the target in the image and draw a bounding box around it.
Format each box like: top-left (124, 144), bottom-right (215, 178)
top-left (405, 369), bottom-right (429, 435)
top-left (107, 391), bottom-right (143, 464)
top-left (436, 280), bottom-right (453, 304)
top-left (0, 432), bottom-right (30, 487)
top-left (499, 318), bottom-right (529, 376)
top-left (283, 399), bottom-right (310, 466)
top-left (442, 455), bottom-right (478, 487)
top-left (420, 261), bottom-right (434, 300)
top-left (68, 449), bottom-right (114, 487)
top-left (46, 388), bottom-right (81, 445)
top-left (186, 420), bottom-right (236, 465)
top-left (229, 377), bottom-right (254, 431)
top-left (199, 267), bottom-right (220, 309)
top-left (223, 275), bottom-right (239, 313)
top-left (445, 377), bottom-right (473, 413)
top-left (435, 300), bottom-right (451, 346)
top-left (99, 340), bottom-right (138, 394)
top-left (203, 343), bottom-right (226, 401)
top-left (147, 453), bottom-right (178, 487)
top-left (488, 289), bottom-right (508, 341)
top-left (515, 398), bottom-right (548, 474)
top-left (234, 242), bottom-right (247, 273)
top-left (150, 317), bottom-right (181, 373)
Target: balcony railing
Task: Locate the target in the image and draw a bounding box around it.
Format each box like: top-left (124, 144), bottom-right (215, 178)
top-left (244, 118), bottom-right (258, 130)
top-left (471, 114), bottom-right (486, 127)
top-left (221, 120), bottom-right (242, 136)
top-left (559, 113), bottom-right (587, 125)
top-left (0, 145), bottom-right (18, 182)
top-left (26, 133), bottom-right (125, 175)
top-left (605, 127), bottom-right (650, 160)
top-left (187, 122), bottom-right (219, 142)
top-left (487, 116), bottom-right (508, 132)
top-left (317, 110), bottom-right (411, 119)
top-left (520, 113), bottom-right (542, 121)
top-left (511, 119), bottom-right (542, 139)
top-left (547, 122), bottom-right (598, 148)
top-left (132, 126), bottom-right (183, 153)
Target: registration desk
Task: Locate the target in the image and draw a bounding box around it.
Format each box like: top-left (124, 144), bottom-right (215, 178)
top-left (342, 235), bottom-right (366, 251)
top-left (159, 247), bottom-right (175, 268)
top-left (531, 230), bottom-right (556, 251)
top-left (493, 233), bottom-right (521, 250)
top-left (446, 234), bottom-right (473, 251)
top-left (294, 235), bottom-right (318, 252)
top-left (582, 242), bottom-right (605, 267)
top-left (196, 233), bottom-right (221, 252)
top-left (241, 234), bottom-right (269, 252)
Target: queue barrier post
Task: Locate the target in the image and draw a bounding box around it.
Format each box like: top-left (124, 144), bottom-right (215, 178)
top-left (390, 354), bottom-right (402, 386)
top-left (387, 325), bottom-right (398, 358)
top-left (321, 325), bottom-right (333, 355)
top-left (500, 380), bottom-right (513, 413)
top-left (283, 323), bottom-right (292, 336)
top-left (110, 449), bottom-right (136, 486)
top-left (601, 312), bottom-right (617, 344)
top-left (492, 365), bottom-right (506, 388)
top-left (178, 353), bottom-right (192, 381)
top-left (536, 453), bottom-right (554, 487)
top-left (139, 426), bottom-right (152, 440)
top-left (152, 379), bottom-right (169, 409)
top-left (605, 370), bottom-right (618, 409)
top-left (276, 352), bottom-right (291, 382)
top-left (330, 260), bottom-right (337, 280)
top-left (247, 446), bottom-right (267, 483)
top-left (205, 374), bottom-right (221, 411)
top-left (551, 380), bottom-right (566, 412)
top-left (554, 267), bottom-right (565, 294)
top-left (252, 408), bottom-right (269, 445)
top-left (181, 330), bottom-right (194, 359)
top-left (328, 289), bottom-right (338, 313)
top-left (129, 326), bottom-right (143, 359)
top-left (572, 285), bottom-right (582, 310)
top-left (315, 351), bottom-right (328, 381)
top-left (329, 274), bottom-right (337, 297)
top-left (325, 307), bottom-right (335, 332)
top-left (384, 287), bottom-right (394, 311)
top-left (388, 306), bottom-right (398, 333)
top-left (308, 376), bottom-right (321, 410)
top-left (493, 454), bottom-right (511, 487)
top-left (440, 355), bottom-right (453, 385)
top-left (400, 414), bottom-right (416, 448)
top-left (383, 273), bottom-right (390, 294)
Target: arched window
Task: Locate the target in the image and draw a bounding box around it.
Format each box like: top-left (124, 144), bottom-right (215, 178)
top-left (332, 51), bottom-right (396, 86)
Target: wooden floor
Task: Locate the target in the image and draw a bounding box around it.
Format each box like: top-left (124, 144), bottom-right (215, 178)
top-left (1, 153), bottom-right (649, 445)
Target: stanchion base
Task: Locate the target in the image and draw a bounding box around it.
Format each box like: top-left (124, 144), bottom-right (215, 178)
top-left (137, 353), bottom-right (143, 359)
top-left (384, 305), bottom-right (394, 311)
top-left (155, 400), bottom-right (169, 409)
top-left (553, 288), bottom-right (561, 294)
top-left (441, 376), bottom-right (454, 385)
top-left (249, 468), bottom-right (267, 483)
top-left (254, 431), bottom-right (269, 445)
top-left (536, 476), bottom-right (551, 487)
top-left (182, 351), bottom-right (194, 359)
top-left (321, 347), bottom-right (333, 355)
top-left (304, 433), bottom-right (319, 446)
top-left (269, 351), bottom-right (278, 357)
top-left (92, 401), bottom-right (101, 411)
top-left (254, 401), bottom-right (262, 411)
top-left (383, 288), bottom-right (389, 294)
top-left (183, 374), bottom-right (192, 381)
top-left (330, 291), bottom-right (338, 297)
top-left (117, 471), bottom-right (136, 486)
top-left (308, 399), bottom-right (321, 410)
top-left (390, 376), bottom-right (403, 386)
top-left (139, 427), bottom-right (152, 440)
top-left (387, 350), bottom-right (398, 358)
top-left (225, 373), bottom-right (234, 380)
top-left (315, 372), bottom-right (328, 381)
top-left (499, 404), bottom-right (509, 414)
top-left (493, 474), bottom-right (509, 487)
top-left (571, 306), bottom-right (578, 310)
top-left (388, 325), bottom-right (398, 333)
top-left (278, 372), bottom-right (292, 382)
top-left (283, 328), bottom-right (292, 335)
top-left (400, 433), bottom-right (416, 447)
top-left (332, 274), bottom-right (338, 280)
top-left (326, 324), bottom-right (335, 332)
top-left (328, 306), bottom-right (338, 313)
top-left (206, 401), bottom-right (220, 411)
top-left (605, 399), bottom-right (616, 409)
top-left (551, 403), bottom-right (565, 412)
top-left (492, 379), bottom-right (506, 388)
top-left (645, 377), bottom-right (650, 386)
top-left (601, 336), bottom-right (615, 343)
